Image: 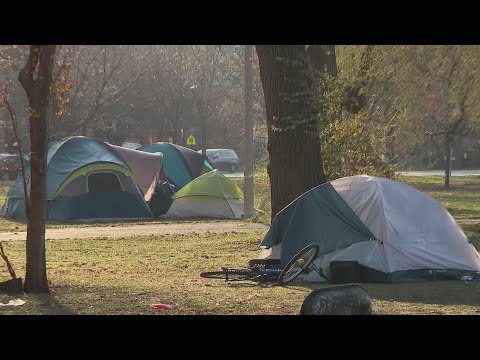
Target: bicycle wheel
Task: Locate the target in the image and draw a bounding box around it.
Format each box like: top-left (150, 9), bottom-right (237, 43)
top-left (200, 268), bottom-right (252, 281)
top-left (278, 243), bottom-right (320, 285)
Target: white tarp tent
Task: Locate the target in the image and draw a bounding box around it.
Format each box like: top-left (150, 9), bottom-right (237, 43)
top-left (261, 175), bottom-right (480, 282)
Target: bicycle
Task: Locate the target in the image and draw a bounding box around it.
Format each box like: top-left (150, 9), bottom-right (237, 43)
top-left (200, 258), bottom-right (283, 283)
top-left (277, 243), bottom-right (329, 285)
top-left (200, 243), bottom-right (326, 285)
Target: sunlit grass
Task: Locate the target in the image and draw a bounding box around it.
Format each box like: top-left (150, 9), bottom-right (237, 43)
top-left (1, 227), bottom-right (479, 315)
top-left (1, 175), bottom-right (479, 230)
top-left (233, 175), bottom-right (480, 224)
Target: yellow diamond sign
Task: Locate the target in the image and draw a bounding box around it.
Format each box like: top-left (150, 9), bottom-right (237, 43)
top-left (186, 135), bottom-right (196, 145)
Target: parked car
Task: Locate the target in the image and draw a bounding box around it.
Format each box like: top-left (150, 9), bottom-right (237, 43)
top-left (0, 153), bottom-right (23, 180)
top-left (199, 149), bottom-right (240, 173)
top-left (122, 141), bottom-right (142, 150)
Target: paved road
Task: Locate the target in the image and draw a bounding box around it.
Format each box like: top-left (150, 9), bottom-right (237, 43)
top-left (219, 171), bottom-right (244, 178)
top-left (221, 170), bottom-right (480, 178)
top-left (399, 170), bottom-right (480, 177)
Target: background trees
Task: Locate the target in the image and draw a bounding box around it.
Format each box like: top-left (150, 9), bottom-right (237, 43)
top-left (2, 45), bottom-right (480, 215)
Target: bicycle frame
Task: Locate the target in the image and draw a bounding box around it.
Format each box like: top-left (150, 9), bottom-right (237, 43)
top-left (200, 266), bottom-right (283, 283)
top-left (249, 268), bottom-right (283, 281)
top-left (201, 244), bottom-right (325, 285)
top-left (222, 267), bottom-right (282, 282)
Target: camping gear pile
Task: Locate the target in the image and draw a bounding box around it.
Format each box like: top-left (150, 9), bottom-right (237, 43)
top-left (0, 137), bottom-right (244, 222)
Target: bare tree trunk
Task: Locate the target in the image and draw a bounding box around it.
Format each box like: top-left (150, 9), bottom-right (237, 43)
top-left (244, 45), bottom-right (254, 218)
top-left (201, 119), bottom-right (206, 155)
top-left (157, 117), bottom-right (166, 142)
top-left (445, 133), bottom-right (452, 188)
top-left (256, 45), bottom-right (326, 221)
top-left (18, 45), bottom-right (56, 294)
top-left (199, 96), bottom-right (207, 156)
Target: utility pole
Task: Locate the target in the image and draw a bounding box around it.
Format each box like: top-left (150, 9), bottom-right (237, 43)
top-left (244, 45), bottom-right (254, 218)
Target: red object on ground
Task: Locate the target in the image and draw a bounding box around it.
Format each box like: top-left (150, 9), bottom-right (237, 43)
top-left (150, 303), bottom-right (177, 310)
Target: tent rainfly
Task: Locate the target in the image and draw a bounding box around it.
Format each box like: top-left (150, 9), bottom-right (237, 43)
top-left (1, 136), bottom-right (154, 222)
top-left (162, 169), bottom-right (244, 219)
top-left (139, 142), bottom-right (213, 189)
top-left (259, 175), bottom-right (480, 282)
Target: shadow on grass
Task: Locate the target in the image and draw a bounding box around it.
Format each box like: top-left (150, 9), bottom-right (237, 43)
top-left (0, 292), bottom-right (77, 315)
top-left (283, 279), bottom-right (480, 308)
top-left (225, 281), bottom-right (278, 288)
top-left (449, 208), bottom-right (480, 220)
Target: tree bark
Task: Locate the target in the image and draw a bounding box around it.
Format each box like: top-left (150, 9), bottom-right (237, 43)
top-left (18, 45), bottom-right (56, 294)
top-left (244, 45), bottom-right (254, 218)
top-left (306, 45), bottom-right (337, 77)
top-left (256, 45), bottom-right (326, 221)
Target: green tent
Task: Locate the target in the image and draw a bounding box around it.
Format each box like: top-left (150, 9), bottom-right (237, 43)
top-left (140, 143), bottom-right (212, 189)
top-left (1, 136), bottom-right (153, 222)
top-left (162, 170), bottom-right (244, 219)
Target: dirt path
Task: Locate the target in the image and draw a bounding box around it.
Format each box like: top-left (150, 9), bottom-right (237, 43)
top-left (457, 219), bottom-right (480, 224)
top-left (0, 218), bottom-right (477, 242)
top-left (0, 221), bottom-right (269, 242)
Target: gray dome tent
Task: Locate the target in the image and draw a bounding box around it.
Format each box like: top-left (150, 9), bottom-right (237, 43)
top-left (260, 175), bottom-right (480, 282)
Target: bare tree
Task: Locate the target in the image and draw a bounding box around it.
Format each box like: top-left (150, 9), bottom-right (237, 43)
top-left (244, 45), bottom-right (254, 218)
top-left (18, 45), bottom-right (56, 293)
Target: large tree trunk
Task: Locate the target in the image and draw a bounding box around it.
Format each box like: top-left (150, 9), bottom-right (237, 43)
top-left (243, 45), bottom-right (254, 218)
top-left (256, 45), bottom-right (327, 220)
top-left (18, 45), bottom-right (57, 294)
top-left (306, 45), bottom-right (338, 77)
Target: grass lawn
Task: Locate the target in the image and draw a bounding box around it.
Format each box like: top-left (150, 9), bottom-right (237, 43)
top-left (1, 175), bottom-right (479, 230)
top-left (1, 228), bottom-right (479, 315)
top-left (233, 175), bottom-right (480, 224)
top-left (0, 176), bottom-right (479, 315)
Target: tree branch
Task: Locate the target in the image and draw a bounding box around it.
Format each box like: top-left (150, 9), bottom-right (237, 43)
top-left (18, 45), bottom-right (41, 99)
top-left (0, 92), bottom-right (30, 217)
top-left (0, 242), bottom-right (16, 279)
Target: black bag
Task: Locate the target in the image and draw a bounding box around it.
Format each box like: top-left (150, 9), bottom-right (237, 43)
top-left (148, 182), bottom-right (175, 218)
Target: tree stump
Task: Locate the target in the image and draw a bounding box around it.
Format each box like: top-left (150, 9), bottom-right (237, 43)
top-left (300, 284), bottom-right (372, 315)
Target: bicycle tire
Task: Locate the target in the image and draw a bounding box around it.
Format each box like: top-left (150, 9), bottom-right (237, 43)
top-left (200, 269), bottom-right (252, 281)
top-left (278, 243), bottom-right (320, 285)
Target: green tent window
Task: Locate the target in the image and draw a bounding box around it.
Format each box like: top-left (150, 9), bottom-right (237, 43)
top-left (87, 172), bottom-right (123, 193)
